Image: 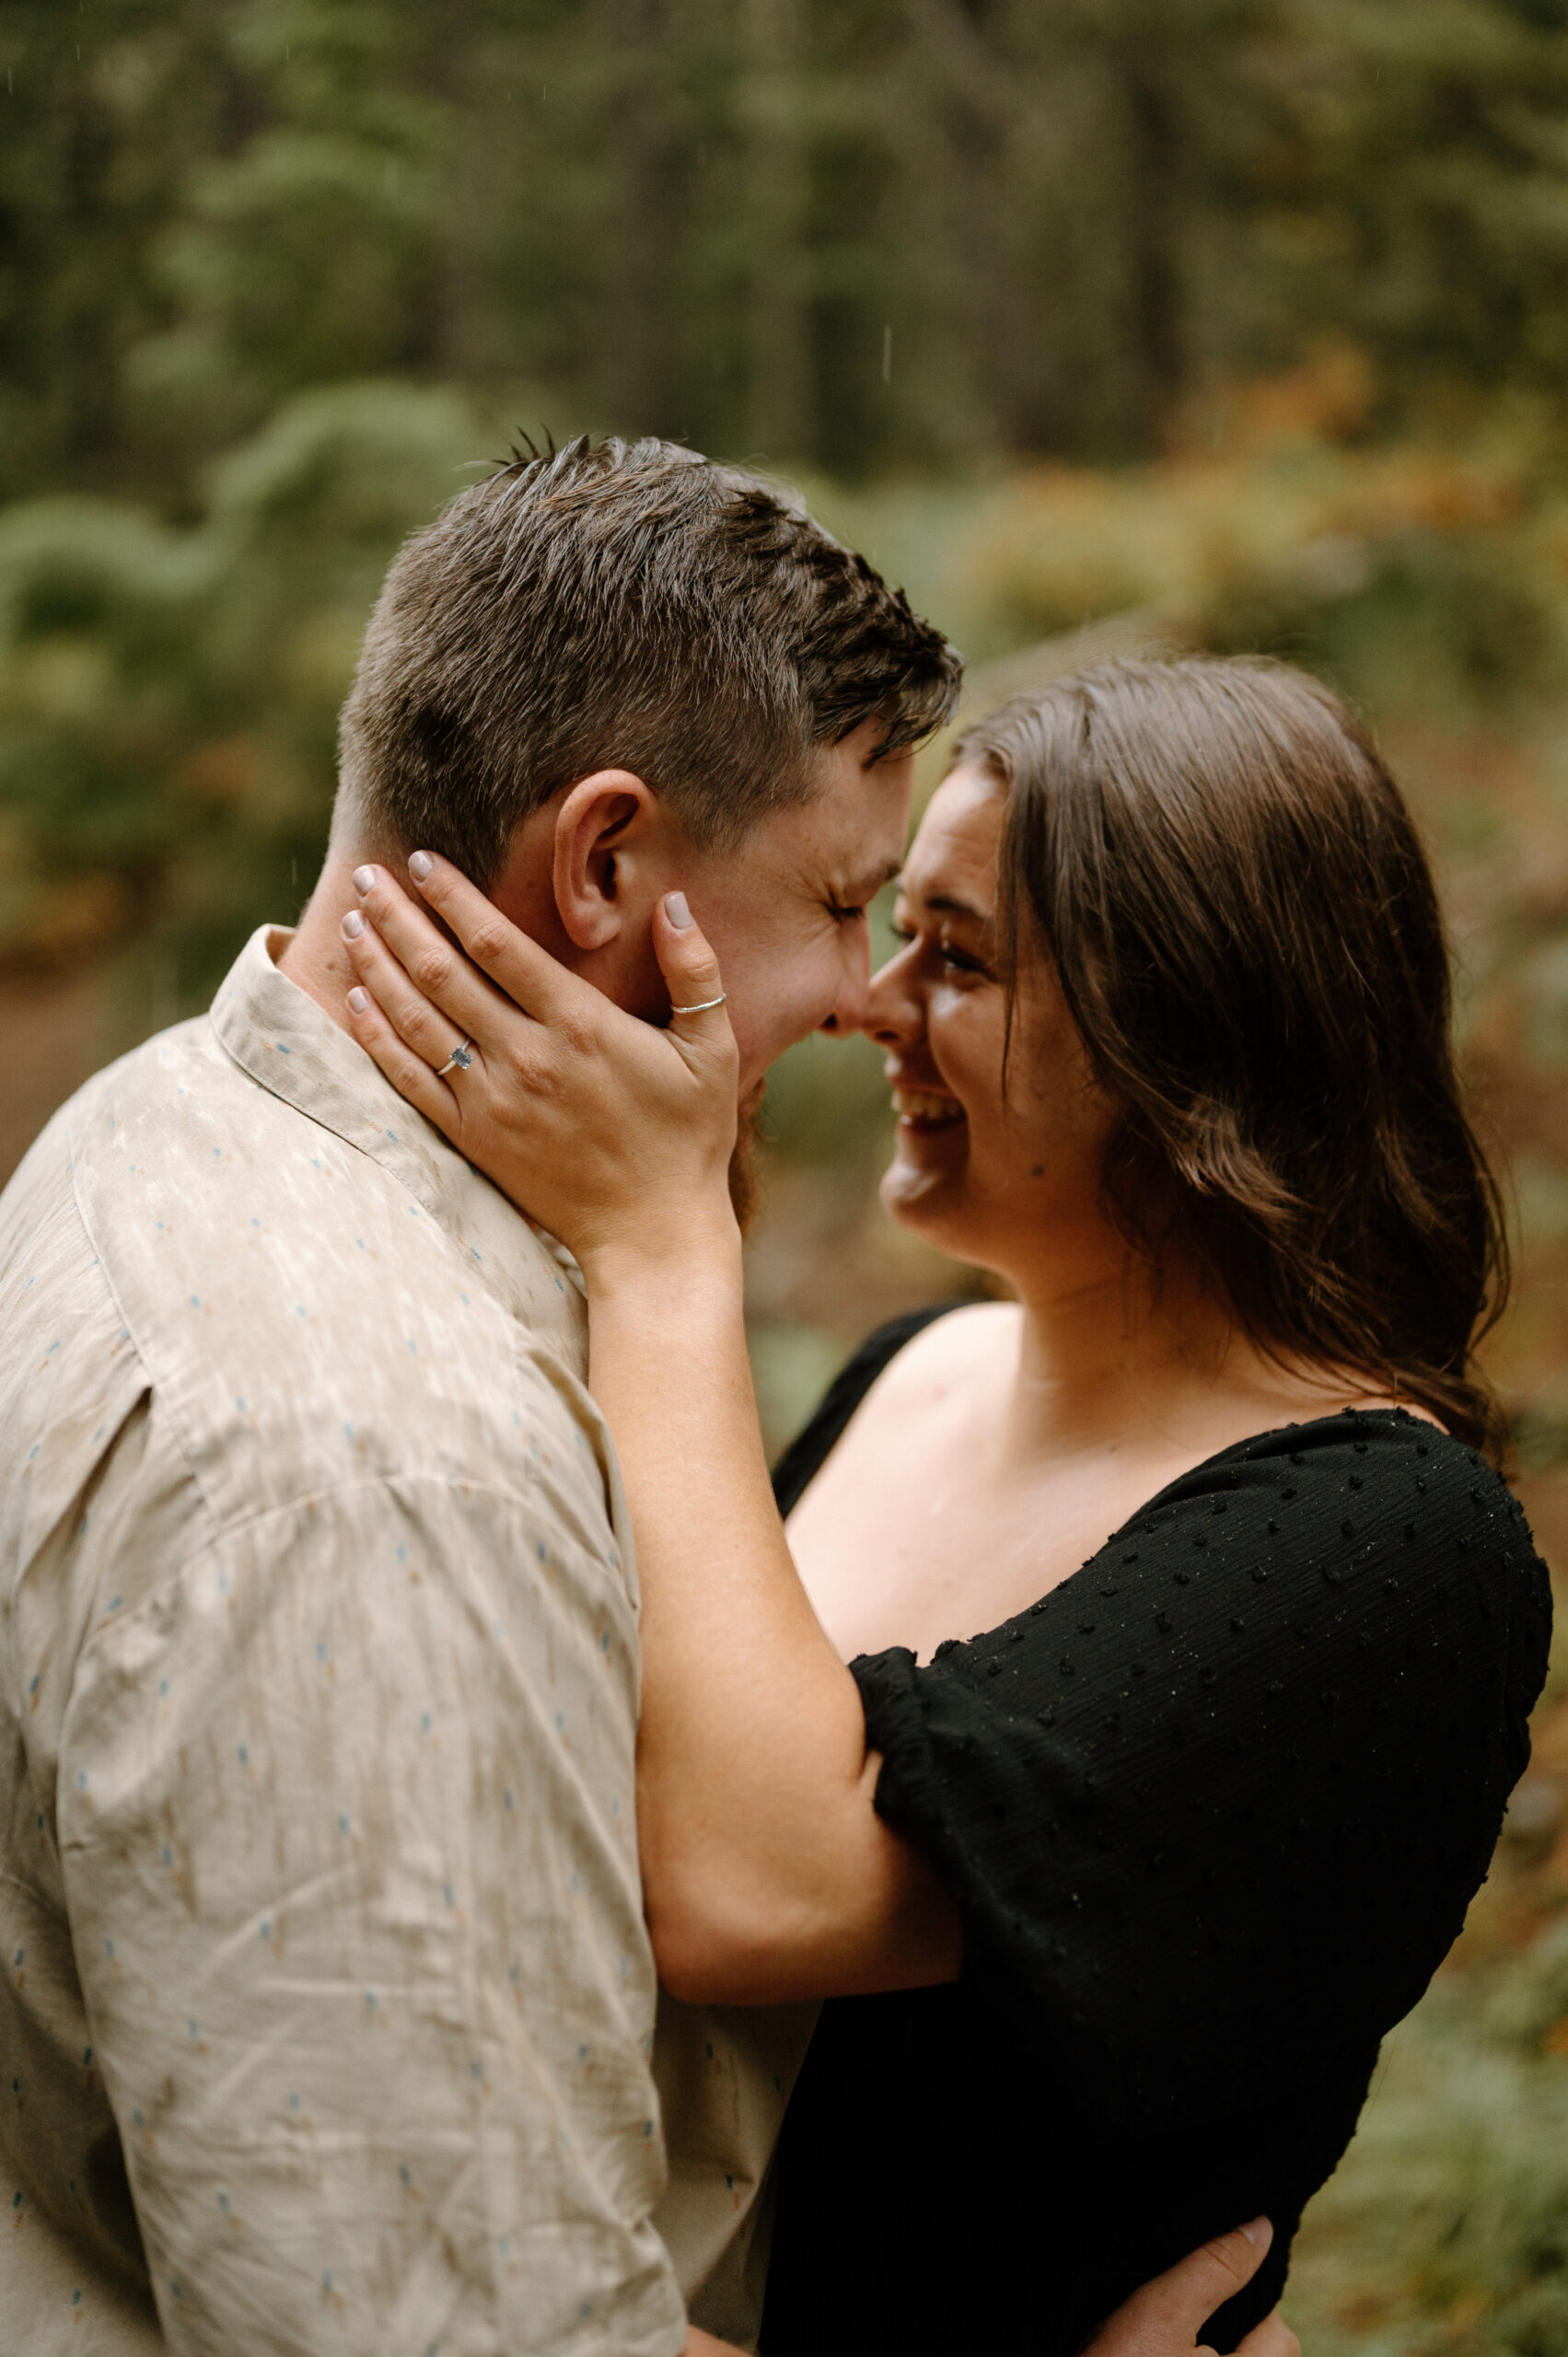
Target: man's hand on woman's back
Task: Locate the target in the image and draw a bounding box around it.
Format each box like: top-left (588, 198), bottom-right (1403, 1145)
top-left (1083, 2218), bottom-right (1300, 2356)
top-left (683, 2216), bottom-right (1299, 2356)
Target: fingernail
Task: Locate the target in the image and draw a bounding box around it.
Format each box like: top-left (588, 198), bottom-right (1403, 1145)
top-left (1239, 2219), bottom-right (1267, 2248)
top-left (666, 891), bottom-right (692, 929)
top-left (347, 986), bottom-right (369, 1015)
top-left (342, 909), bottom-right (366, 941)
top-left (409, 851), bottom-right (434, 883)
top-left (352, 865), bottom-right (376, 898)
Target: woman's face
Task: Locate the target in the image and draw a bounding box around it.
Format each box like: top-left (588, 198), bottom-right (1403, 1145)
top-left (867, 764), bottom-right (1121, 1281)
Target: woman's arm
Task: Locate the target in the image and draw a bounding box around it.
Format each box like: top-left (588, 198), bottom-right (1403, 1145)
top-left (585, 1221), bottom-right (960, 2002)
top-left (340, 860), bottom-right (960, 2003)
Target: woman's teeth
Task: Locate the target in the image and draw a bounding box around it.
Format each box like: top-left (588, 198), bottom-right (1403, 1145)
top-left (891, 1087), bottom-right (966, 1128)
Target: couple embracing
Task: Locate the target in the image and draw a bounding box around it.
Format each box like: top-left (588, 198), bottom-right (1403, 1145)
top-left (1, 436), bottom-right (1549, 2356)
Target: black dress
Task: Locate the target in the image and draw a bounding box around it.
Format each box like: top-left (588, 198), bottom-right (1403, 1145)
top-left (759, 1308), bottom-right (1552, 2356)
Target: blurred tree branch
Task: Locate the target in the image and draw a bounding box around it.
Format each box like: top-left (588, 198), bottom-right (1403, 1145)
top-left (6, 0), bottom-right (1568, 494)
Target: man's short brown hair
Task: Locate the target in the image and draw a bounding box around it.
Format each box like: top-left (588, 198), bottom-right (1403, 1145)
top-left (338, 435), bottom-right (962, 883)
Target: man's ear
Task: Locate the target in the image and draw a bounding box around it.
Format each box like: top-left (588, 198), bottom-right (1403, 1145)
top-left (552, 771), bottom-right (660, 950)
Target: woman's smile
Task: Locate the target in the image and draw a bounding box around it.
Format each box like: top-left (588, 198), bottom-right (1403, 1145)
top-left (889, 1081), bottom-right (967, 1134)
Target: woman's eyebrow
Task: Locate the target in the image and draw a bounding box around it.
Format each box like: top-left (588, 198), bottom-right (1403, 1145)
top-left (908, 888), bottom-right (988, 923)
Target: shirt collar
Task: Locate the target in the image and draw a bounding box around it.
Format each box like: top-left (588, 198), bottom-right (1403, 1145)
top-left (209, 925), bottom-right (473, 1212)
top-left (207, 926), bottom-right (586, 1303)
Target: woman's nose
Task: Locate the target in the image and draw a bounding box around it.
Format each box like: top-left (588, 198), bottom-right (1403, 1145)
top-left (862, 942), bottom-right (924, 1047)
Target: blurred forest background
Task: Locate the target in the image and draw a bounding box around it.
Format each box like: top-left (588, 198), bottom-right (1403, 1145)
top-left (7, 1), bottom-right (1568, 2345)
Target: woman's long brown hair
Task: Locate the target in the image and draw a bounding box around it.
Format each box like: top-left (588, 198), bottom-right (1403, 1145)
top-left (959, 656), bottom-right (1509, 1457)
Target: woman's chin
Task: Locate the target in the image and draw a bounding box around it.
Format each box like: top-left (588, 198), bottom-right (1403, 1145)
top-left (880, 1144), bottom-right (973, 1241)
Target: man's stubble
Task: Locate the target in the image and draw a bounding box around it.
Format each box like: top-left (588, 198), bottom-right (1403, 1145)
top-left (727, 1081), bottom-right (768, 1236)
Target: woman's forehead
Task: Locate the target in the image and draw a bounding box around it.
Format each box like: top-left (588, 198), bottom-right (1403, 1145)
top-left (900, 764), bottom-right (1004, 907)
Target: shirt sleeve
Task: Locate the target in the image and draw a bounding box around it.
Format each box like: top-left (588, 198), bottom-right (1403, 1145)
top-left (851, 1415), bottom-right (1551, 2136)
top-left (57, 1471), bottom-right (687, 2357)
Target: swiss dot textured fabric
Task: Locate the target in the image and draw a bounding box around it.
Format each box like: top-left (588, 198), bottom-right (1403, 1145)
top-left (761, 1309), bottom-right (1551, 2357)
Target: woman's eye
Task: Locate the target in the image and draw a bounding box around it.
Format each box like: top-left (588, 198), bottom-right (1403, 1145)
top-left (937, 941), bottom-right (983, 975)
top-left (889, 921), bottom-right (983, 973)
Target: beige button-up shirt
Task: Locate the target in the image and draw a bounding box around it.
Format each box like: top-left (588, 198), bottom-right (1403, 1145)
top-left (0, 927), bottom-right (810, 2357)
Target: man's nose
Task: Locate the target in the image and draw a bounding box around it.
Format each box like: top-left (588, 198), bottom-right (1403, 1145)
top-left (818, 926), bottom-right (874, 1038)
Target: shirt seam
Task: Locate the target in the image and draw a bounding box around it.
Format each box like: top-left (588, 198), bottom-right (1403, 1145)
top-left (62, 1110), bottom-right (225, 1555)
top-left (64, 1041), bottom-right (598, 1585)
top-left (63, 1467), bottom-right (628, 1685)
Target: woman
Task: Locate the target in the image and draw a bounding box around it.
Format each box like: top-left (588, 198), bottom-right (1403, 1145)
top-left (338, 656), bottom-right (1550, 2353)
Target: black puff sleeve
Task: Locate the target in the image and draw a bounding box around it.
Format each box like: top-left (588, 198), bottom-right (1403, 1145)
top-left (851, 1410), bottom-right (1551, 2135)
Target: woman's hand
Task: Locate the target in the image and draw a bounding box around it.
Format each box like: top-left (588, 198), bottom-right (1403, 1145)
top-left (339, 853), bottom-right (740, 1273)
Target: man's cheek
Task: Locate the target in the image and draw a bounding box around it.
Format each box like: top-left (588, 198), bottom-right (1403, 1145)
top-left (731, 997), bottom-right (797, 1077)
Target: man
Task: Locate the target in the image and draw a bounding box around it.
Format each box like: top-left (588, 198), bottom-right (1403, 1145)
top-left (0, 436), bottom-right (1294, 2355)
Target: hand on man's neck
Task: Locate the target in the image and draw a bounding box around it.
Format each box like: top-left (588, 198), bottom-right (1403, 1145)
top-left (275, 842), bottom-right (573, 1039)
top-left (278, 789), bottom-right (672, 1039)
top-left (276, 850), bottom-right (394, 1032)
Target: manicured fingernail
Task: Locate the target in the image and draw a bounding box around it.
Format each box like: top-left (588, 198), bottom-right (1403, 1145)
top-left (353, 865), bottom-right (376, 898)
top-left (409, 851), bottom-right (434, 883)
top-left (342, 909), bottom-right (366, 941)
top-left (666, 891), bottom-right (692, 929)
top-left (347, 986), bottom-right (369, 1015)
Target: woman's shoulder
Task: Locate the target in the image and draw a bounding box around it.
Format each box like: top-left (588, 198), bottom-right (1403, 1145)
top-left (772, 1300), bottom-right (1016, 1515)
top-left (937, 1406), bottom-right (1551, 1740)
top-left (1079, 1407), bottom-right (1549, 1659)
top-left (854, 1298), bottom-right (1019, 1411)
top-left (851, 1406), bottom-right (1552, 2134)
top-left (1134, 1404), bottom-right (1529, 1566)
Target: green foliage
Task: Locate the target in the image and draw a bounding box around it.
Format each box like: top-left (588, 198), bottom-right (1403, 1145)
top-left (956, 415), bottom-right (1568, 717)
top-left (3, 9), bottom-right (1568, 2340)
top-left (0, 379), bottom-right (482, 993)
top-left (1283, 0), bottom-right (1568, 403)
top-left (10, 0), bottom-right (1568, 498)
top-left (1287, 1930), bottom-right (1568, 2352)
top-left (159, 2), bottom-right (448, 418)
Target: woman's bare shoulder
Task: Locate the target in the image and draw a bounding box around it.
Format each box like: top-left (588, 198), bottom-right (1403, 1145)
top-left (785, 1300), bottom-right (1020, 1536)
top-left (854, 1298), bottom-right (1021, 1422)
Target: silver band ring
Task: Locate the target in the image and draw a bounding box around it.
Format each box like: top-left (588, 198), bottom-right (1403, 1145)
top-left (670, 993), bottom-right (727, 1015)
top-left (436, 1039), bottom-right (474, 1077)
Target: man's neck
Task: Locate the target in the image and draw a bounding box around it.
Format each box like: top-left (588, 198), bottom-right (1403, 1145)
top-left (275, 851), bottom-right (376, 1032)
top-left (280, 831), bottom-right (666, 1039)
